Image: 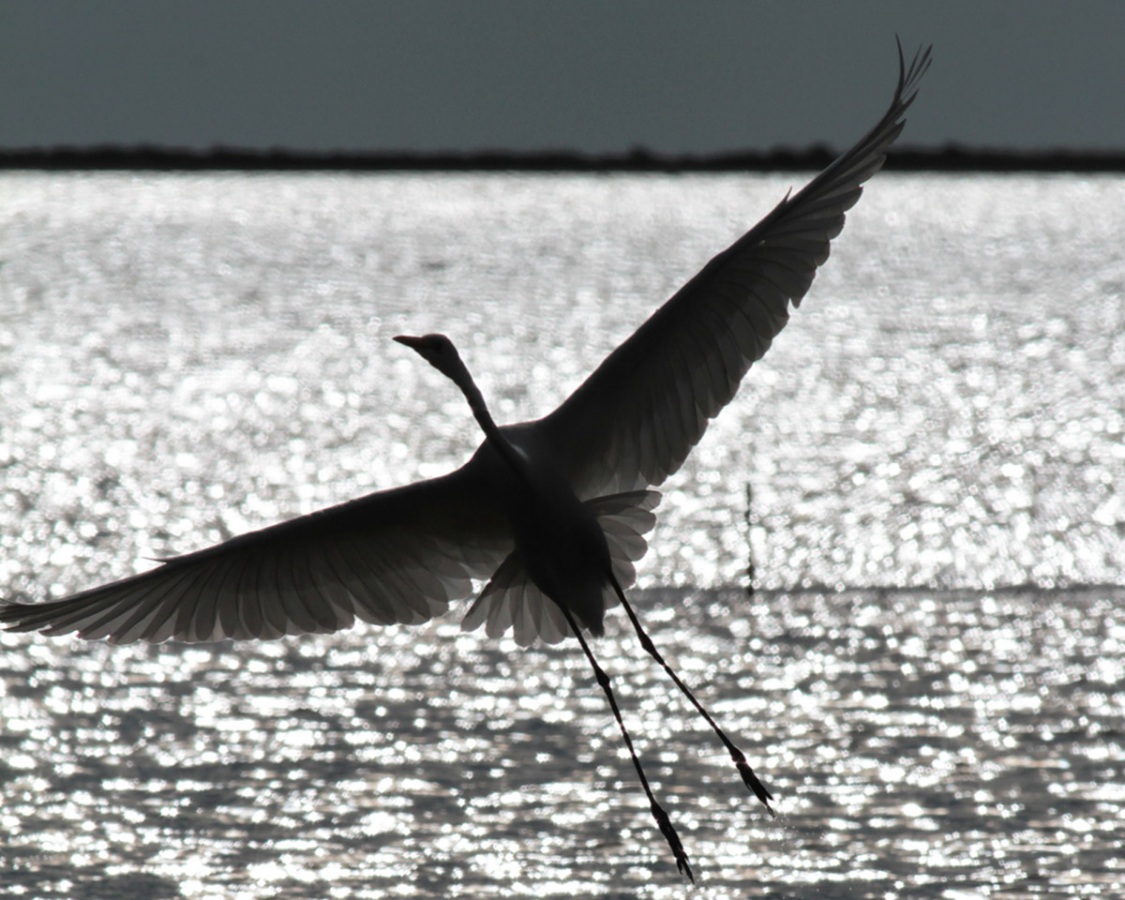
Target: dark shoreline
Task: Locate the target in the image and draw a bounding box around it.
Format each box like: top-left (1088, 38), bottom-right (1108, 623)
top-left (3, 146), bottom-right (1124, 173)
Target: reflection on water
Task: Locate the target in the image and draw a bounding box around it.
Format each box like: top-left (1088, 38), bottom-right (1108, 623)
top-left (3, 588), bottom-right (1123, 898)
top-left (1, 173), bottom-right (1123, 896)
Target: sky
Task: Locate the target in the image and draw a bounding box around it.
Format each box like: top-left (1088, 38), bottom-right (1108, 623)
top-left (2, 1), bottom-right (1124, 157)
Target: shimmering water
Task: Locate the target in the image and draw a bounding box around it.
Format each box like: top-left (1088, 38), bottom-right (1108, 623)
top-left (1, 173), bottom-right (1123, 897)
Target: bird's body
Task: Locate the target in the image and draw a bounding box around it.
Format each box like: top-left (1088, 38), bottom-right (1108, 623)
top-left (398, 333), bottom-right (626, 637)
top-left (501, 476), bottom-right (614, 636)
top-left (1, 44), bottom-right (931, 881)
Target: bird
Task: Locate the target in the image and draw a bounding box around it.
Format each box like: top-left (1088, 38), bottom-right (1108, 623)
top-left (2, 44), bottom-right (930, 882)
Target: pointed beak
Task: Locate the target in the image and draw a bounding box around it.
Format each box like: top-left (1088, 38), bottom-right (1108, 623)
top-left (393, 335), bottom-right (424, 349)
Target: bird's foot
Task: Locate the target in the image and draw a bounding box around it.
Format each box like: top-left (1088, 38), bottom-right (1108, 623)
top-left (734, 755), bottom-right (776, 816)
top-left (650, 801), bottom-right (694, 884)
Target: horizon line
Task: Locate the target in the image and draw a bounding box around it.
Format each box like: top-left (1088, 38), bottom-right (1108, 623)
top-left (4, 145), bottom-right (1125, 174)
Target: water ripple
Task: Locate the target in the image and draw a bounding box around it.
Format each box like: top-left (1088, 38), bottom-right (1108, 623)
top-left (1, 172), bottom-right (1123, 896)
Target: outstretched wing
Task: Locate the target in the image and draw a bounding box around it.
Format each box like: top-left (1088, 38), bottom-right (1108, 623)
top-left (0, 467), bottom-right (511, 644)
top-left (540, 44), bottom-right (931, 498)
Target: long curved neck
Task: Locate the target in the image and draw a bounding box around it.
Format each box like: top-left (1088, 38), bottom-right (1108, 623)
top-left (453, 370), bottom-right (530, 481)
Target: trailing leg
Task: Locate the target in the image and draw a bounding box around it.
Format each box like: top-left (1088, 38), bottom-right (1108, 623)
top-left (610, 577), bottom-right (775, 815)
top-left (559, 604), bottom-right (694, 883)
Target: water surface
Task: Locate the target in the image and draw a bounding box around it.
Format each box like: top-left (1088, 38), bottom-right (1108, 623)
top-left (1, 173), bottom-right (1122, 897)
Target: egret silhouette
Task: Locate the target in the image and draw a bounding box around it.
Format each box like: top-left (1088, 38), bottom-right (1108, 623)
top-left (2, 45), bottom-right (930, 881)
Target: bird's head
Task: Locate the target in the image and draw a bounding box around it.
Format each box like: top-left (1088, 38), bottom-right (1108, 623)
top-left (394, 333), bottom-right (470, 386)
